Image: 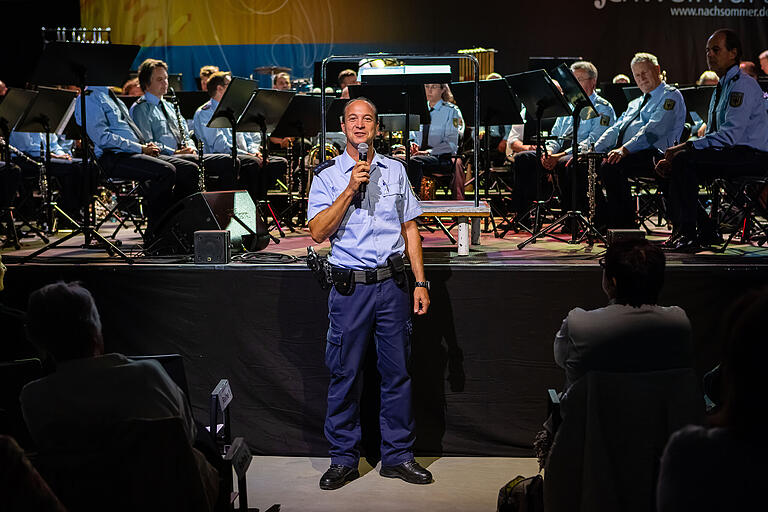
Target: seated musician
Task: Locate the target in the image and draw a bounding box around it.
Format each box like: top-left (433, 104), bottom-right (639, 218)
top-left (75, 84), bottom-right (200, 233)
top-left (8, 129), bottom-right (84, 224)
top-left (129, 58), bottom-right (230, 190)
top-left (193, 72), bottom-right (285, 202)
top-left (539, 62), bottom-right (615, 227)
top-left (594, 52), bottom-right (686, 229)
top-left (199, 65), bottom-right (219, 92)
top-left (408, 83), bottom-right (466, 199)
top-left (657, 29), bottom-right (768, 251)
top-left (338, 69), bottom-right (358, 99)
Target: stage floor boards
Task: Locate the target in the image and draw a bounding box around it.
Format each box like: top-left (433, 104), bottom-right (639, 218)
top-left (3, 219), bottom-right (768, 267)
top-left (240, 456), bottom-right (540, 512)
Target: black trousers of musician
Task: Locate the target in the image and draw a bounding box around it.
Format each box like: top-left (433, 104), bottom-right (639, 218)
top-left (15, 157), bottom-right (85, 222)
top-left (98, 152), bottom-right (199, 229)
top-left (597, 148), bottom-right (664, 229)
top-left (667, 146), bottom-right (768, 237)
top-left (408, 153), bottom-right (465, 199)
top-left (1, 162), bottom-right (21, 210)
top-left (509, 151), bottom-right (553, 219)
top-left (173, 153), bottom-right (231, 190)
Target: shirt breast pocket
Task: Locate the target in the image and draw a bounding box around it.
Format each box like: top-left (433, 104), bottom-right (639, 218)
top-left (379, 190), bottom-right (404, 222)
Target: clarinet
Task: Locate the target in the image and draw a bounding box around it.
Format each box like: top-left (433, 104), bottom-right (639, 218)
top-left (0, 137), bottom-right (43, 168)
top-left (38, 141), bottom-right (49, 202)
top-left (196, 138), bottom-right (206, 192)
top-left (587, 144), bottom-right (597, 224)
top-left (168, 87), bottom-right (192, 149)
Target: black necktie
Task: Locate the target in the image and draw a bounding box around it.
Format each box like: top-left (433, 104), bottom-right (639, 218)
top-left (420, 106), bottom-right (435, 151)
top-left (107, 89), bottom-right (146, 143)
top-left (708, 83), bottom-right (723, 134)
top-left (159, 100), bottom-right (182, 146)
top-left (617, 93), bottom-right (651, 146)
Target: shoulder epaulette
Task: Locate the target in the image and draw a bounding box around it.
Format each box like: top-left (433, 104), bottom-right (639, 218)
top-left (201, 103), bottom-right (211, 110)
top-left (134, 97), bottom-right (147, 105)
top-left (595, 95), bottom-right (610, 106)
top-left (313, 159), bottom-right (335, 175)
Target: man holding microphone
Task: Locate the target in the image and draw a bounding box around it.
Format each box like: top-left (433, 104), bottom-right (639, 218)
top-left (307, 98), bottom-right (432, 490)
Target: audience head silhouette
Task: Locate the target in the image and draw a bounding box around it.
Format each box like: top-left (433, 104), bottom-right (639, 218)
top-left (26, 281), bottom-right (103, 363)
top-left (602, 239), bottom-right (665, 307)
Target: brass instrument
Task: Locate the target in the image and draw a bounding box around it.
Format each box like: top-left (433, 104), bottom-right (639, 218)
top-left (420, 176), bottom-right (437, 201)
top-left (306, 143), bottom-right (340, 193)
top-left (196, 139), bottom-right (206, 192)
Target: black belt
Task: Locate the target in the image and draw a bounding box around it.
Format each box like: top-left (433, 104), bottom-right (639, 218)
top-left (352, 266), bottom-right (394, 284)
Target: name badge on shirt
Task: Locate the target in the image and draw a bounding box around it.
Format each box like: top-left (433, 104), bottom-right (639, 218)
top-left (663, 99), bottom-right (676, 111)
top-left (729, 92), bottom-right (744, 108)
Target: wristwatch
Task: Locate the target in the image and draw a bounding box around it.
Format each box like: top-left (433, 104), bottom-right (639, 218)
top-left (415, 281), bottom-right (430, 291)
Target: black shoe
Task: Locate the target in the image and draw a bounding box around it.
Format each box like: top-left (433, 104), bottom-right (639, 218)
top-left (698, 229), bottom-right (723, 247)
top-left (662, 229), bottom-right (682, 248)
top-left (319, 464), bottom-right (359, 490)
top-left (380, 460), bottom-right (433, 484)
top-left (671, 234), bottom-right (701, 252)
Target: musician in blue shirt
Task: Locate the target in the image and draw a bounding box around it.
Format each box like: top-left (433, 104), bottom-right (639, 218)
top-left (308, 98), bottom-right (432, 490)
top-left (409, 83), bottom-right (466, 199)
top-left (75, 85), bottom-right (199, 231)
top-left (657, 29), bottom-right (768, 251)
top-left (595, 53), bottom-right (686, 229)
top-left (193, 72), bottom-right (285, 201)
top-left (129, 59), bottom-right (230, 190)
top-left (8, 130), bottom-right (84, 223)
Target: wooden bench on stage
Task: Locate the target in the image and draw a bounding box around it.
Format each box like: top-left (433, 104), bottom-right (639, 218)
top-left (418, 200), bottom-right (491, 256)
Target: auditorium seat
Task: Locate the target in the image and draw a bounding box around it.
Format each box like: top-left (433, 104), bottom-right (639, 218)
top-left (544, 369), bottom-right (704, 512)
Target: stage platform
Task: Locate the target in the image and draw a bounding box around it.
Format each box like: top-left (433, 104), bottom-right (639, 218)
top-left (3, 221), bottom-right (768, 459)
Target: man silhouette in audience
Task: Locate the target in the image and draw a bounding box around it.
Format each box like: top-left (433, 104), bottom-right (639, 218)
top-left (657, 287), bottom-right (768, 512)
top-left (19, 281), bottom-right (218, 506)
top-left (554, 239), bottom-right (693, 390)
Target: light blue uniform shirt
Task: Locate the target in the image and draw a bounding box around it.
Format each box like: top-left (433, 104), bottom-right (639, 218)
top-left (9, 131), bottom-right (66, 158)
top-left (130, 91), bottom-right (193, 156)
top-left (546, 92), bottom-right (616, 154)
top-left (691, 65), bottom-right (768, 152)
top-left (410, 100), bottom-right (464, 156)
top-left (595, 82), bottom-right (685, 154)
top-left (192, 98), bottom-right (261, 155)
top-left (74, 86), bottom-right (143, 158)
top-left (307, 149), bottom-right (422, 269)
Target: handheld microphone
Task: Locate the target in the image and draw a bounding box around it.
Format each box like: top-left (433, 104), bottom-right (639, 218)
top-left (358, 142), bottom-right (368, 196)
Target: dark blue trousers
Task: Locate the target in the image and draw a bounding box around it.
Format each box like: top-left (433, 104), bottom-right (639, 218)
top-left (324, 277), bottom-right (414, 468)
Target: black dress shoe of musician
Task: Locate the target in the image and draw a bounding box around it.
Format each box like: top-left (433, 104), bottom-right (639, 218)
top-left (380, 460), bottom-right (433, 484)
top-left (671, 234), bottom-right (701, 252)
top-left (698, 229), bottom-right (723, 248)
top-left (319, 464), bottom-right (359, 490)
top-left (662, 229), bottom-right (682, 248)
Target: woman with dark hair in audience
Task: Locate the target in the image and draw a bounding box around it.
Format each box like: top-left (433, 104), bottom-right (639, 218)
top-left (657, 287), bottom-right (768, 511)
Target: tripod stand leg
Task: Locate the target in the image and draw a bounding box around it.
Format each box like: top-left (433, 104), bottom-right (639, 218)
top-left (261, 201), bottom-right (285, 238)
top-left (1, 209), bottom-right (21, 250)
top-left (434, 217), bottom-right (457, 244)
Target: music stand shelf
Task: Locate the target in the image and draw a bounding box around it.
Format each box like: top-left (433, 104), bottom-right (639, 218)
top-left (418, 200), bottom-right (490, 256)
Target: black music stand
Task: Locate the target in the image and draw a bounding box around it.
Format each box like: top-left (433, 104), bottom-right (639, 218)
top-left (207, 77), bottom-right (260, 176)
top-left (519, 64), bottom-right (605, 248)
top-left (271, 94), bottom-right (331, 228)
top-left (452, 78), bottom-right (523, 237)
top-left (21, 42), bottom-right (139, 263)
top-left (165, 91), bottom-right (208, 121)
top-left (505, 70), bottom-right (571, 246)
top-left (14, 86), bottom-right (78, 232)
top-left (237, 88), bottom-right (294, 238)
top-left (622, 86), bottom-right (643, 103)
top-left (348, 83), bottom-right (429, 171)
top-left (679, 86), bottom-right (715, 124)
top-left (0, 88), bottom-right (47, 248)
